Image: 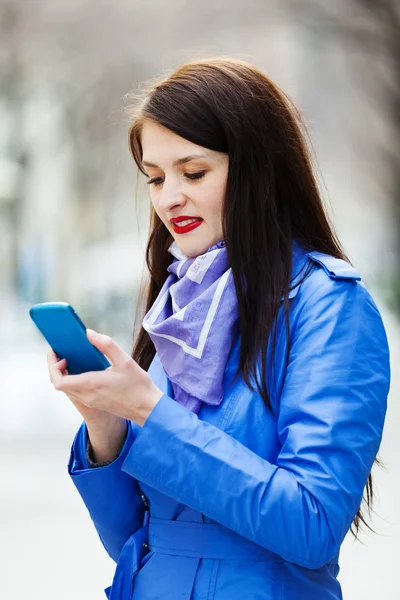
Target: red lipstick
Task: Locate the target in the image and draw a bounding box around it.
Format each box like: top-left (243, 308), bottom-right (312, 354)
top-left (170, 216), bottom-right (203, 234)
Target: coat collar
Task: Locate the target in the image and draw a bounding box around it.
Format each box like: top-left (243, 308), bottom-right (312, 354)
top-left (285, 240), bottom-right (362, 302)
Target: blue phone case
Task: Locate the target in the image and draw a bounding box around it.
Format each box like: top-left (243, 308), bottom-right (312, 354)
top-left (29, 302), bottom-right (111, 375)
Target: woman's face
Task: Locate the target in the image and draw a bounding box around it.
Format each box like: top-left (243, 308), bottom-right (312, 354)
top-left (140, 119), bottom-right (229, 258)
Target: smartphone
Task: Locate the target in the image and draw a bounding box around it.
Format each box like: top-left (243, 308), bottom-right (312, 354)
top-left (29, 302), bottom-right (111, 375)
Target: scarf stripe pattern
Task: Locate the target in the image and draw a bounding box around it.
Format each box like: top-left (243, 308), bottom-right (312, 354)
top-left (142, 240), bottom-right (239, 414)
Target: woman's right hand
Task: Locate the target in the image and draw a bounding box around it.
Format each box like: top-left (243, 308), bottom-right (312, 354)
top-left (47, 350), bottom-right (127, 462)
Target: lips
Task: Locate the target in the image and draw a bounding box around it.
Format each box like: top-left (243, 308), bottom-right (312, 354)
top-left (171, 217), bottom-right (203, 234)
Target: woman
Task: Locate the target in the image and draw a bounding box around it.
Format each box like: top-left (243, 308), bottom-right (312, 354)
top-left (48, 58), bottom-right (391, 599)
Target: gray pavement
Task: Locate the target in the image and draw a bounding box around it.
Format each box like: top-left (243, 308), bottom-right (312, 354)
top-left (1, 437), bottom-right (115, 599)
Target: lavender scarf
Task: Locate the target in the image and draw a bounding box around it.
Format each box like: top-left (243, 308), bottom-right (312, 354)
top-left (142, 239), bottom-right (239, 414)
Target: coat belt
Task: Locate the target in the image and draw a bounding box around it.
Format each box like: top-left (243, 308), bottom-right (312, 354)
top-left (148, 516), bottom-right (273, 561)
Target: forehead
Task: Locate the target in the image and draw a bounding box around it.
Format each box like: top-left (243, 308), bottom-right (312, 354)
top-left (141, 119), bottom-right (206, 159)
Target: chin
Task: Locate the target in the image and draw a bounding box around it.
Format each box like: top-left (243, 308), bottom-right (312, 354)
top-left (176, 239), bottom-right (213, 259)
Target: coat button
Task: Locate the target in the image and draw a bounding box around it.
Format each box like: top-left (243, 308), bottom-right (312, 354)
top-left (142, 542), bottom-right (148, 548)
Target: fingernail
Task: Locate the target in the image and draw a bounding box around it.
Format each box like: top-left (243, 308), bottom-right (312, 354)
top-left (87, 328), bottom-right (98, 337)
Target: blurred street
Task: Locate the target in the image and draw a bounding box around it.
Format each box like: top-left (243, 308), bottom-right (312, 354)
top-left (0, 438), bottom-right (115, 600)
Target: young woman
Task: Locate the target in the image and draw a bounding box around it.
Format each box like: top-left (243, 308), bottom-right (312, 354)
top-left (48, 58), bottom-right (391, 600)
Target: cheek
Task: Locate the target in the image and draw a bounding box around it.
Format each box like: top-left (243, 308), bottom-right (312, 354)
top-left (205, 181), bottom-right (225, 217)
top-left (150, 197), bottom-right (164, 221)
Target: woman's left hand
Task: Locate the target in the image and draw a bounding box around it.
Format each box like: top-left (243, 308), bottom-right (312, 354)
top-left (50, 329), bottom-right (163, 427)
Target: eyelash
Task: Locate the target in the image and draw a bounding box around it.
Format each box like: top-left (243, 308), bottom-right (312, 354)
top-left (146, 171), bottom-right (206, 188)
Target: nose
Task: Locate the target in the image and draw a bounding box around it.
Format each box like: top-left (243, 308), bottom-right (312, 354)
top-left (157, 178), bottom-right (188, 213)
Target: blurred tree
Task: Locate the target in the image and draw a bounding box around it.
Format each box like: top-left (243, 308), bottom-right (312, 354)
top-left (286, 0), bottom-right (400, 313)
top-left (0, 2), bottom-right (26, 294)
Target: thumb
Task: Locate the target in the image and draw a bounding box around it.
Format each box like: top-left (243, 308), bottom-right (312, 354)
top-left (86, 329), bottom-right (128, 367)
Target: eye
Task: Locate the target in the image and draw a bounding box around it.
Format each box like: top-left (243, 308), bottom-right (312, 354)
top-left (146, 176), bottom-right (164, 188)
top-left (146, 171), bottom-right (206, 188)
top-left (185, 171), bottom-right (206, 181)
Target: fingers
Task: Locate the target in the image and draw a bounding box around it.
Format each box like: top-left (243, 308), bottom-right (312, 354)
top-left (47, 349), bottom-right (59, 365)
top-left (46, 347), bottom-right (107, 396)
top-left (53, 371), bottom-right (96, 393)
top-left (86, 329), bottom-right (129, 367)
top-left (47, 349), bottom-right (66, 373)
top-left (47, 350), bottom-right (67, 386)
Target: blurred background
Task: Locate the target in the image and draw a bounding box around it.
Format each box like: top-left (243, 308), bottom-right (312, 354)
top-left (0, 0), bottom-right (399, 598)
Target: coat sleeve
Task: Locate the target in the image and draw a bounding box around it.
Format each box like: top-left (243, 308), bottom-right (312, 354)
top-left (68, 419), bottom-right (145, 562)
top-left (120, 276), bottom-right (390, 569)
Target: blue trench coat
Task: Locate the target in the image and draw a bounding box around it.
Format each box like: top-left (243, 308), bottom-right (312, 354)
top-left (68, 243), bottom-right (390, 600)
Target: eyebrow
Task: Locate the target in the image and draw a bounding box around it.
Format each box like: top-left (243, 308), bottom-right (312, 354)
top-left (142, 154), bottom-right (208, 168)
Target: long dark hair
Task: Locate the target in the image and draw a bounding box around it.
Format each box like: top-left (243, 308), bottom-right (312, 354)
top-left (126, 57), bottom-right (378, 538)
